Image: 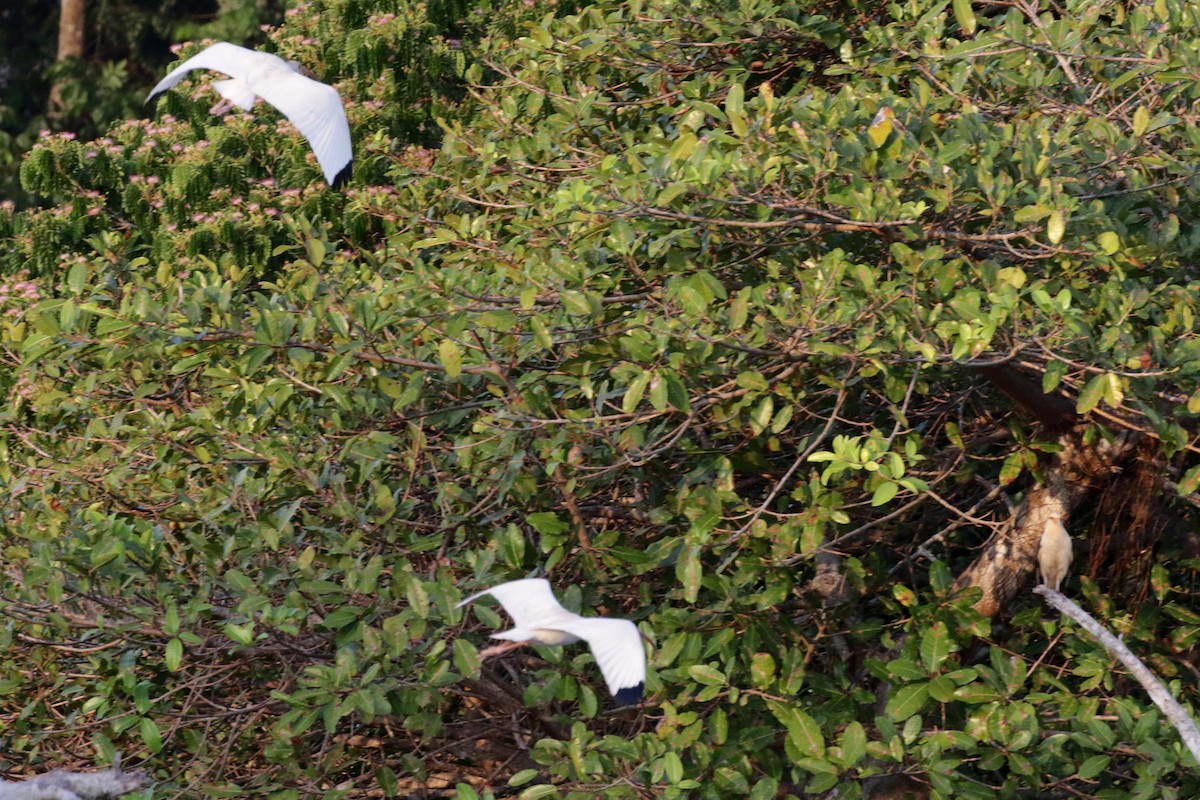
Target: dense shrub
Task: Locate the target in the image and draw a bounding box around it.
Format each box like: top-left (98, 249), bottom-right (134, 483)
top-left (3, 0), bottom-right (1200, 798)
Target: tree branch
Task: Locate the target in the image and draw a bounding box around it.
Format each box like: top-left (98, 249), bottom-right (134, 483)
top-left (1035, 585), bottom-right (1200, 765)
top-left (0, 756), bottom-right (147, 800)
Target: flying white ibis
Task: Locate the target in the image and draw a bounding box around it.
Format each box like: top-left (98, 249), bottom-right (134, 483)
top-left (146, 41), bottom-right (352, 188)
top-left (1038, 514), bottom-right (1073, 592)
top-left (456, 578), bottom-right (646, 706)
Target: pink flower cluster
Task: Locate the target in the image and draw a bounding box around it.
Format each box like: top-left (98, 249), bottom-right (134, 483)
top-left (0, 275), bottom-right (40, 317)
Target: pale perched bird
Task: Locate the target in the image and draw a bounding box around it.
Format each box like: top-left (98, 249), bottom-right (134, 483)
top-left (147, 42), bottom-right (352, 188)
top-left (456, 578), bottom-right (646, 706)
top-left (1038, 514), bottom-right (1073, 592)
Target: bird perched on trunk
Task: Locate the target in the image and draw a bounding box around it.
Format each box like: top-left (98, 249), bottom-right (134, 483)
top-left (456, 578), bottom-right (646, 706)
top-left (146, 41), bottom-right (352, 188)
top-left (1038, 514), bottom-right (1073, 592)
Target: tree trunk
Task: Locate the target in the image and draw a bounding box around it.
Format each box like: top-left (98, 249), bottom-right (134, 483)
top-left (953, 430), bottom-right (1141, 617)
top-left (48, 0), bottom-right (85, 119)
top-left (57, 0), bottom-right (85, 59)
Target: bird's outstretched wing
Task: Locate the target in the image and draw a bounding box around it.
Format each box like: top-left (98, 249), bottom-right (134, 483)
top-left (555, 616), bottom-right (646, 704)
top-left (249, 69), bottom-right (353, 187)
top-left (145, 42), bottom-right (273, 105)
top-left (457, 578), bottom-right (572, 630)
top-left (146, 41), bottom-right (353, 188)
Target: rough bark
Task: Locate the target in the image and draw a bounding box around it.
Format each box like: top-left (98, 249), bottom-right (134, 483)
top-left (49, 0), bottom-right (86, 118)
top-left (953, 429), bottom-right (1140, 617)
top-left (57, 0), bottom-right (85, 60)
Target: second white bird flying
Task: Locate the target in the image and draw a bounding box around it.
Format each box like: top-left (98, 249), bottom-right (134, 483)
top-left (146, 41), bottom-right (353, 188)
top-left (457, 578), bottom-right (646, 706)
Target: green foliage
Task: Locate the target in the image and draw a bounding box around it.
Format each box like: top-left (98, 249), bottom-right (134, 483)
top-left (0, 1), bottom-right (289, 207)
top-left (4, 0), bottom-right (1200, 797)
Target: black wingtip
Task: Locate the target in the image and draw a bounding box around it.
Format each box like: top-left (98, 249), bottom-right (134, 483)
top-left (612, 683), bottom-right (644, 707)
top-left (329, 161), bottom-right (352, 190)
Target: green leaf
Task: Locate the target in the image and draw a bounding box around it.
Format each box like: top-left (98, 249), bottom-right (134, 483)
top-left (688, 664), bottom-right (726, 686)
top-left (767, 700), bottom-right (825, 758)
top-left (871, 480), bottom-right (899, 507)
top-left (165, 638), bottom-right (183, 672)
top-left (1097, 231), bottom-right (1120, 254)
top-left (751, 652), bottom-right (776, 689)
top-left (838, 721), bottom-right (867, 767)
top-left (726, 83), bottom-right (747, 137)
top-left (1102, 372), bottom-right (1124, 408)
top-left (953, 0), bottom-right (977, 35)
top-left (223, 622), bottom-right (255, 646)
top-left (304, 236), bottom-right (328, 266)
top-left (1076, 374), bottom-right (1107, 414)
top-left (1179, 464), bottom-right (1200, 496)
top-left (668, 131), bottom-right (698, 162)
top-left (663, 752), bottom-right (684, 783)
top-left (377, 768), bottom-right (400, 798)
top-left (885, 682), bottom-right (929, 721)
top-left (139, 716), bottom-right (163, 754)
top-left (676, 542), bottom-right (702, 602)
top-left (1046, 210), bottom-right (1065, 244)
top-left (928, 674), bottom-right (957, 702)
top-left (725, 83), bottom-right (744, 117)
top-left (453, 638), bottom-right (481, 677)
top-left (1077, 754), bottom-right (1111, 779)
top-left (868, 107), bottom-right (893, 148)
top-left (920, 621), bottom-right (951, 672)
top-left (623, 369), bottom-right (651, 414)
top-left (749, 777), bottom-right (779, 800)
top-left (1132, 105), bottom-right (1150, 138)
top-left (1014, 204), bottom-right (1051, 223)
top-left (509, 769), bottom-right (540, 787)
top-left (438, 338), bottom-right (463, 379)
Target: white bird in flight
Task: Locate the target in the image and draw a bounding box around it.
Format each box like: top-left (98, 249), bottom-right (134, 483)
top-left (457, 578), bottom-right (646, 706)
top-left (147, 41), bottom-right (353, 188)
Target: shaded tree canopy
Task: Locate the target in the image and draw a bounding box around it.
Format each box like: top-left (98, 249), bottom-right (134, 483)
top-left (2, 0), bottom-right (1200, 797)
top-left (0, 0), bottom-right (285, 206)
